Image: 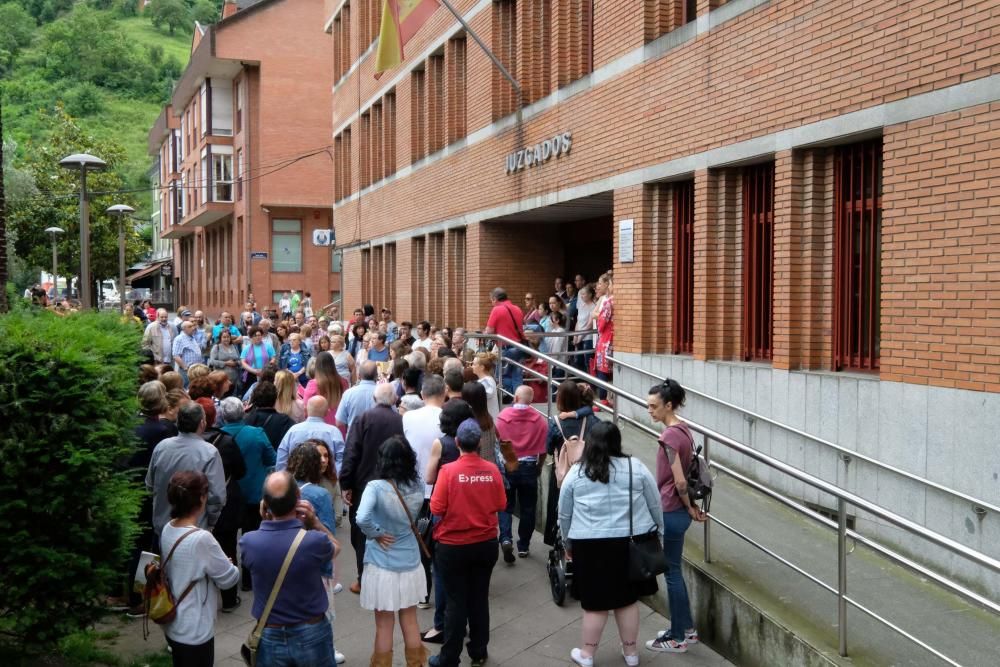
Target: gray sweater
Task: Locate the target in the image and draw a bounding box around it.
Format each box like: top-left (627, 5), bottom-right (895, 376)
top-left (146, 433), bottom-right (227, 535)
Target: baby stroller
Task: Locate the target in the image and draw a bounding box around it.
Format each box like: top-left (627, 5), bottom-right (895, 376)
top-left (546, 524), bottom-right (574, 606)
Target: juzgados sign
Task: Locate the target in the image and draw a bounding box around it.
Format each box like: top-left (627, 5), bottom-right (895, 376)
top-left (505, 131), bottom-right (572, 174)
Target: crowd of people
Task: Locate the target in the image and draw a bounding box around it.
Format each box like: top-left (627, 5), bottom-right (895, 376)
top-left (116, 274), bottom-right (709, 667)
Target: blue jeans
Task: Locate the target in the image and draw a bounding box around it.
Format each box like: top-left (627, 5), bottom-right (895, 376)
top-left (662, 509), bottom-right (693, 640)
top-left (258, 619), bottom-right (335, 667)
top-left (501, 346), bottom-right (524, 396)
top-left (498, 461), bottom-right (539, 552)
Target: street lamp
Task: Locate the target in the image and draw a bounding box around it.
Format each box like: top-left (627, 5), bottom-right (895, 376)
top-left (59, 153), bottom-right (107, 309)
top-left (44, 227), bottom-right (65, 299)
top-left (107, 204), bottom-right (135, 309)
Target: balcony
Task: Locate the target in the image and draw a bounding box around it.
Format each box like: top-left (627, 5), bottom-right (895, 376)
top-left (181, 151), bottom-right (235, 227)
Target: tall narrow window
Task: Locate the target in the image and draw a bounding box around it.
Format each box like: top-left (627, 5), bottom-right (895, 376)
top-left (742, 163), bottom-right (775, 361)
top-left (447, 36), bottom-right (467, 144)
top-left (371, 102), bottom-right (384, 184)
top-left (236, 148), bottom-right (243, 200)
top-left (411, 68), bottom-right (426, 161)
top-left (384, 242), bottom-right (396, 313)
top-left (235, 79), bottom-right (244, 134)
top-left (427, 53), bottom-right (445, 154)
top-left (334, 134), bottom-right (345, 201)
top-left (556, 0), bottom-right (593, 87)
top-left (383, 91), bottom-right (397, 177)
top-left (428, 233), bottom-right (445, 325)
top-left (412, 237), bottom-right (426, 317)
top-left (672, 181), bottom-right (694, 355)
top-left (685, 0), bottom-right (696, 23)
top-left (342, 128), bottom-right (352, 196)
top-left (272, 219), bottom-right (302, 273)
top-left (360, 112), bottom-right (371, 189)
top-left (520, 0), bottom-right (551, 103)
top-left (333, 3), bottom-right (351, 82)
top-left (834, 139), bottom-right (882, 371)
top-left (212, 151), bottom-right (234, 202)
top-left (361, 248), bottom-right (372, 305)
top-left (492, 0), bottom-right (518, 120)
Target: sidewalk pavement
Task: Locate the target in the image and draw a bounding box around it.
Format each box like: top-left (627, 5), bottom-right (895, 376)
top-left (103, 519), bottom-right (731, 666)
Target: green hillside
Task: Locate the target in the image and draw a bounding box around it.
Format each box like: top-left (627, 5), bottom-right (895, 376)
top-left (2, 2), bottom-right (205, 209)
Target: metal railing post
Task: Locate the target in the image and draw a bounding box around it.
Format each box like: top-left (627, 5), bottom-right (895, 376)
top-left (838, 497), bottom-right (848, 657)
top-left (546, 362), bottom-right (554, 418)
top-left (703, 434), bottom-right (712, 564)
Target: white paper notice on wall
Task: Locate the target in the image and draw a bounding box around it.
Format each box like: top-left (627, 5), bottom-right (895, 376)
top-left (619, 219), bottom-right (634, 264)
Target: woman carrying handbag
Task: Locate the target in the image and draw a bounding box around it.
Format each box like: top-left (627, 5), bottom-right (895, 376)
top-left (355, 436), bottom-right (430, 667)
top-left (557, 422), bottom-right (662, 667)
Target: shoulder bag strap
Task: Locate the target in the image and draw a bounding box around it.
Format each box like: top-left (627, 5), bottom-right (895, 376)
top-left (627, 457), bottom-right (635, 539)
top-left (250, 529), bottom-right (307, 642)
top-left (503, 304), bottom-right (525, 341)
top-left (580, 415), bottom-right (589, 439)
top-left (555, 417), bottom-right (566, 439)
top-left (162, 527), bottom-right (199, 570)
top-left (389, 481), bottom-right (432, 559)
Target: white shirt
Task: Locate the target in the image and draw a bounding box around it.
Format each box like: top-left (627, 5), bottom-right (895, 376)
top-left (279, 297), bottom-right (291, 312)
top-left (575, 299), bottom-right (596, 344)
top-left (413, 336), bottom-right (432, 351)
top-left (158, 523), bottom-right (240, 645)
top-left (478, 376), bottom-right (500, 421)
top-left (402, 405), bottom-right (443, 498)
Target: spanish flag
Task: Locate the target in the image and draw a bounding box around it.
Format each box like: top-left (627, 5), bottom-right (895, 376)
top-left (374, 0), bottom-right (440, 77)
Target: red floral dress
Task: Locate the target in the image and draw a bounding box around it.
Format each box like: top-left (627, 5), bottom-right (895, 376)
top-left (592, 295), bottom-right (614, 375)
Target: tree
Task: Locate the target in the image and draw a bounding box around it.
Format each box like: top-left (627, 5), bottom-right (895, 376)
top-left (7, 106), bottom-right (144, 288)
top-left (0, 2), bottom-right (34, 76)
top-left (150, 0), bottom-right (189, 35)
top-left (0, 92), bottom-right (7, 313)
top-left (190, 0), bottom-right (217, 24)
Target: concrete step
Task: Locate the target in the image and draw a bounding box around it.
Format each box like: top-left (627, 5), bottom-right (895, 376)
top-left (614, 420), bottom-right (1000, 667)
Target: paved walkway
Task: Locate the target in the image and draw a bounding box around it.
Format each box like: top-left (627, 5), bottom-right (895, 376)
top-left (105, 519), bottom-right (731, 666)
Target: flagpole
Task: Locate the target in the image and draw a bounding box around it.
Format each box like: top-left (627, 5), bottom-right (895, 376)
top-left (436, 0), bottom-right (522, 105)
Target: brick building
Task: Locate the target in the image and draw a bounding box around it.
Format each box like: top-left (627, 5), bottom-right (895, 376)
top-left (149, 0), bottom-right (339, 316)
top-left (328, 0), bottom-right (1000, 591)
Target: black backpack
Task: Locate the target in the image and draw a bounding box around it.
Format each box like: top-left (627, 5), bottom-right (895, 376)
top-left (686, 443), bottom-right (713, 509)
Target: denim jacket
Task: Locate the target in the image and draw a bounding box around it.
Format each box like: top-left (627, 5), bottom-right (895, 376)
top-left (355, 478), bottom-right (425, 572)
top-left (557, 456), bottom-right (663, 543)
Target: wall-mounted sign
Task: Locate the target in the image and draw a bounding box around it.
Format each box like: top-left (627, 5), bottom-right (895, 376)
top-left (505, 131), bottom-right (572, 174)
top-left (313, 229), bottom-right (335, 247)
top-left (250, 251), bottom-right (268, 260)
top-left (618, 219), bottom-right (634, 264)
top-left (160, 263), bottom-right (172, 277)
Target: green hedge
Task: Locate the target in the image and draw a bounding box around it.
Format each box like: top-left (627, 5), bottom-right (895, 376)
top-left (0, 307), bottom-right (143, 647)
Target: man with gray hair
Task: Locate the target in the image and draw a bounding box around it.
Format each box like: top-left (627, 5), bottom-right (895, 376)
top-left (340, 383), bottom-right (405, 593)
top-left (172, 320), bottom-right (203, 387)
top-left (335, 360), bottom-right (379, 434)
top-left (277, 396), bottom-right (346, 473)
top-left (145, 401), bottom-right (226, 543)
top-left (485, 286), bottom-right (527, 397)
top-left (219, 396), bottom-right (275, 591)
top-left (142, 308), bottom-right (174, 364)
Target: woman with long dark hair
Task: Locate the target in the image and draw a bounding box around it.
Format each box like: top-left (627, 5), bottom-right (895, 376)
top-left (544, 380), bottom-right (600, 544)
top-left (558, 422), bottom-right (661, 667)
top-left (355, 436), bottom-right (428, 667)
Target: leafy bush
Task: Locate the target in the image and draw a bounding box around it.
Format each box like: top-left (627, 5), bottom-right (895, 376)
top-left (0, 308), bottom-right (143, 647)
top-left (64, 82), bottom-right (105, 117)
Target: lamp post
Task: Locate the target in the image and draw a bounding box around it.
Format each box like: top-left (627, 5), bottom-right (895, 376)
top-left (44, 227), bottom-right (65, 299)
top-left (107, 204), bottom-right (135, 309)
top-left (59, 153), bottom-right (106, 309)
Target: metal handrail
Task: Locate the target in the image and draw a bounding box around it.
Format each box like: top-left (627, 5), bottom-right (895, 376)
top-left (607, 354), bottom-right (1000, 517)
top-left (470, 332), bottom-right (1000, 663)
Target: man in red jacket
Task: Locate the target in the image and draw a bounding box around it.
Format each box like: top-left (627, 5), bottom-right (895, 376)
top-left (430, 419), bottom-right (507, 667)
top-left (494, 385), bottom-right (549, 563)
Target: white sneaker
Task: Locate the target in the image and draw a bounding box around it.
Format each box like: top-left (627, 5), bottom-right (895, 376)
top-left (645, 632), bottom-right (687, 653)
top-left (683, 628), bottom-right (699, 644)
top-left (621, 647), bottom-right (640, 665)
top-left (570, 648), bottom-right (594, 667)
top-left (335, 650), bottom-right (346, 663)
top-left (333, 583), bottom-right (343, 594)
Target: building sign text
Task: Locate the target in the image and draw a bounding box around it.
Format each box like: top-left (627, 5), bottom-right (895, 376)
top-left (505, 132), bottom-right (573, 174)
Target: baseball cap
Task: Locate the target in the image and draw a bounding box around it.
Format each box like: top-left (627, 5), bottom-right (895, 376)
top-left (456, 418), bottom-right (482, 448)
top-left (180, 309), bottom-right (192, 317)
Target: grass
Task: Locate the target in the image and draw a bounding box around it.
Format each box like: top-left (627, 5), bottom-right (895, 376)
top-left (118, 17), bottom-right (194, 67)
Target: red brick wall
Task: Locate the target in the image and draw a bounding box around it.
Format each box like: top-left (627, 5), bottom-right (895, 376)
top-left (881, 103), bottom-right (1000, 392)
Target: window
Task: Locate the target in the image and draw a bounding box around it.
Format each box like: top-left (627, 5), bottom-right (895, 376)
top-left (179, 115), bottom-right (186, 161)
top-left (412, 236), bottom-right (426, 316)
top-left (360, 111), bottom-right (371, 189)
top-left (447, 36), bottom-right (467, 143)
top-left (672, 181), bottom-right (694, 354)
top-left (834, 139), bottom-right (882, 371)
top-left (333, 3), bottom-right (351, 83)
top-left (180, 174), bottom-right (187, 218)
top-left (646, 0), bottom-right (695, 40)
top-left (384, 242), bottom-right (396, 313)
top-left (272, 219), bottom-right (302, 272)
top-left (237, 216), bottom-right (244, 276)
top-left (427, 54), bottom-right (445, 154)
top-left (235, 79), bottom-right (244, 134)
top-left (236, 149), bottom-right (243, 200)
top-left (199, 82), bottom-right (208, 136)
top-left (742, 163), bottom-right (775, 361)
top-left (492, 0), bottom-right (518, 119)
top-left (361, 248), bottom-right (372, 304)
top-left (685, 0), bottom-right (696, 23)
top-left (361, 0), bottom-right (381, 48)
top-left (520, 0), bottom-right (551, 104)
top-left (211, 79), bottom-right (233, 136)
top-left (384, 91), bottom-right (397, 177)
top-left (332, 249), bottom-right (343, 273)
top-left (411, 68), bottom-right (426, 161)
top-left (200, 149), bottom-right (209, 206)
top-left (555, 0), bottom-right (593, 87)
top-left (335, 129), bottom-right (353, 201)
top-left (371, 102), bottom-right (384, 184)
top-left (213, 152), bottom-right (233, 202)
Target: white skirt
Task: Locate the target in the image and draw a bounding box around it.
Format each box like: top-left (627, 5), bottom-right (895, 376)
top-left (360, 563), bottom-right (427, 612)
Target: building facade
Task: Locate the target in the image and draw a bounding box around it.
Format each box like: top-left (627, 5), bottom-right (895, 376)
top-left (149, 0), bottom-right (338, 317)
top-left (327, 0), bottom-right (1000, 593)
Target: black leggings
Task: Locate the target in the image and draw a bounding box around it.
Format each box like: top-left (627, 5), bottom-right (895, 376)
top-left (167, 636), bottom-right (214, 667)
